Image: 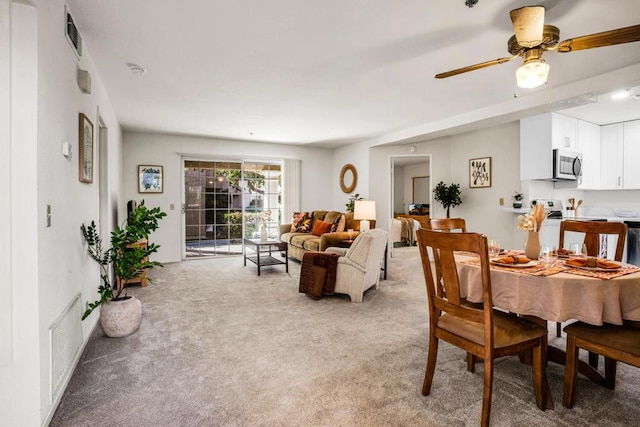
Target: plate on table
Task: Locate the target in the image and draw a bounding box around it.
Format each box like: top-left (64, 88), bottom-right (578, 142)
top-left (491, 260), bottom-right (539, 268)
top-left (563, 260), bottom-right (622, 272)
top-left (556, 250), bottom-right (574, 259)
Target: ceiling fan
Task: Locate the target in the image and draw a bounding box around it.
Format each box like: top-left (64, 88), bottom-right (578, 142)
top-left (435, 6), bottom-right (640, 88)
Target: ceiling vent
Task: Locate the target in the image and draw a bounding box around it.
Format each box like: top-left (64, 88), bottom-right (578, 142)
top-left (65, 5), bottom-right (82, 59)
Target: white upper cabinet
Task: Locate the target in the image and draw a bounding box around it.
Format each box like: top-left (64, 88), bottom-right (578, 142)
top-left (600, 123), bottom-right (624, 189)
top-left (521, 113), bottom-right (585, 181)
top-left (623, 120), bottom-right (640, 189)
top-left (553, 114), bottom-right (578, 151)
top-left (520, 113), bottom-right (553, 181)
top-left (577, 120), bottom-right (601, 189)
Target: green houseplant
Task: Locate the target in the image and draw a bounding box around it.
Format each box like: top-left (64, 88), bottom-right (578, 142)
top-left (513, 191), bottom-right (524, 208)
top-left (345, 193), bottom-right (363, 213)
top-left (81, 201), bottom-right (166, 336)
top-left (433, 181), bottom-right (462, 218)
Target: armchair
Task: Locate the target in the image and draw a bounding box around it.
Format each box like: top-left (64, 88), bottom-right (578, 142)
top-left (325, 228), bottom-right (388, 302)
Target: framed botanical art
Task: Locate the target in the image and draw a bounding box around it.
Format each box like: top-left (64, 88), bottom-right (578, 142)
top-left (79, 113), bottom-right (94, 183)
top-left (138, 165), bottom-right (163, 193)
top-left (469, 157), bottom-right (491, 188)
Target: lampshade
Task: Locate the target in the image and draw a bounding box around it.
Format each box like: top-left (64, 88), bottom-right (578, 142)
top-left (516, 59), bottom-right (549, 89)
top-left (354, 200), bottom-right (376, 220)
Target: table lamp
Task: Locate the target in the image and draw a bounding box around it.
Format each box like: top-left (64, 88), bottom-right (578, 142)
top-left (354, 200), bottom-right (376, 232)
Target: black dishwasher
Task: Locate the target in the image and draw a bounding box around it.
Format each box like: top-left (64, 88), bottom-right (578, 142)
top-left (625, 221), bottom-right (640, 267)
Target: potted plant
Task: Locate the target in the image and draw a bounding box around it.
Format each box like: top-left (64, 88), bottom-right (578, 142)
top-left (81, 201), bottom-right (166, 337)
top-left (433, 181), bottom-right (462, 218)
top-left (345, 193), bottom-right (363, 213)
top-left (513, 191), bottom-right (524, 208)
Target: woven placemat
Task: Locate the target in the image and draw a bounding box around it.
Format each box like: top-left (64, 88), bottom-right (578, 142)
top-left (460, 258), bottom-right (565, 276)
top-left (562, 265), bottom-right (640, 280)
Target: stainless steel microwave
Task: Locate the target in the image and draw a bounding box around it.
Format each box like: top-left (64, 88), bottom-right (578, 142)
top-left (553, 149), bottom-right (582, 180)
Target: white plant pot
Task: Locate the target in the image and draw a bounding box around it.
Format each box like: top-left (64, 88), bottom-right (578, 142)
top-left (100, 296), bottom-right (142, 338)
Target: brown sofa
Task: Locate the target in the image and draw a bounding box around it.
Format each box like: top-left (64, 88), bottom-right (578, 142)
top-left (279, 210), bottom-right (371, 262)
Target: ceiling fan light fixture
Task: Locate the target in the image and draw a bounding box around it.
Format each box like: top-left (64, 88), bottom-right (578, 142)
top-left (516, 59), bottom-right (549, 89)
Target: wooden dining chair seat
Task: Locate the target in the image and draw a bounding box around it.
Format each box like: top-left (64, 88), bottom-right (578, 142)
top-left (417, 229), bottom-right (548, 427)
top-left (563, 320), bottom-right (640, 408)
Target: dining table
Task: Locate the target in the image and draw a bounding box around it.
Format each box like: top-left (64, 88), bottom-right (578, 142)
top-left (454, 252), bottom-right (640, 408)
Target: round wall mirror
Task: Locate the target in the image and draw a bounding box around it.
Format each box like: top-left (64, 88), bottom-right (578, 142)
top-left (340, 163), bottom-right (357, 193)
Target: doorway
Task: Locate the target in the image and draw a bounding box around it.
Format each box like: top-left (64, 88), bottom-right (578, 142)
top-left (182, 159), bottom-right (282, 258)
top-left (389, 155), bottom-right (431, 218)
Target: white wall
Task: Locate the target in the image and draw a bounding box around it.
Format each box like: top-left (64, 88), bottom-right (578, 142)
top-left (122, 132), bottom-right (334, 262)
top-left (403, 162), bottom-right (430, 208)
top-left (332, 142), bottom-right (370, 212)
top-left (393, 165), bottom-right (404, 213)
top-left (1, 1), bottom-right (123, 426)
top-left (0, 2), bottom-right (40, 426)
top-left (365, 123), bottom-right (521, 248)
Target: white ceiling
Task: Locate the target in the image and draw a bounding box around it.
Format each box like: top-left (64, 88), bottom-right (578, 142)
top-left (65, 0), bottom-right (640, 147)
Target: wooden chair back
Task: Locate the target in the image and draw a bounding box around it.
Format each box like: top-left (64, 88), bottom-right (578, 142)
top-left (417, 229), bottom-right (491, 327)
top-left (416, 228), bottom-right (548, 426)
top-left (428, 217), bottom-right (467, 232)
top-left (559, 220), bottom-right (627, 261)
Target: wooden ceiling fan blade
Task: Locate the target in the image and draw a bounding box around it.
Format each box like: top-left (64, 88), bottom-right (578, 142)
top-left (554, 24), bottom-right (640, 52)
top-left (435, 56), bottom-right (518, 79)
top-left (510, 6), bottom-right (546, 48)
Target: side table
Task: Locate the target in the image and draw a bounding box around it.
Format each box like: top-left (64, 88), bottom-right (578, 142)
top-left (244, 238), bottom-right (288, 276)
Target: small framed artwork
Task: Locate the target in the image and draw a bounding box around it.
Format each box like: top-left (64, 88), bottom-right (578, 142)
top-left (79, 113), bottom-right (93, 183)
top-left (469, 157), bottom-right (491, 188)
top-left (138, 165), bottom-right (163, 193)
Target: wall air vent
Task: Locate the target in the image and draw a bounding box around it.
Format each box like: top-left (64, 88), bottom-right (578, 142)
top-left (65, 5), bottom-right (82, 58)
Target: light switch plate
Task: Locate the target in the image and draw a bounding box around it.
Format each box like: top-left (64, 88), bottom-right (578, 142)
top-left (62, 141), bottom-right (71, 158)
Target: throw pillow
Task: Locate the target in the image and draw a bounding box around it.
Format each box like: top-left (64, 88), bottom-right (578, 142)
top-left (290, 212), bottom-right (312, 233)
top-left (312, 220), bottom-right (333, 236)
top-left (333, 214), bottom-right (346, 232)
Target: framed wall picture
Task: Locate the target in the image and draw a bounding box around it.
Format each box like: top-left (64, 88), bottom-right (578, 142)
top-left (138, 165), bottom-right (163, 193)
top-left (79, 113), bottom-right (93, 183)
top-left (469, 157), bottom-right (491, 188)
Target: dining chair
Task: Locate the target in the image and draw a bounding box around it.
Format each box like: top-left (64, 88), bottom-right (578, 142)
top-left (427, 217), bottom-right (480, 370)
top-left (427, 217), bottom-right (467, 232)
top-left (556, 221), bottom-right (628, 348)
top-left (563, 320), bottom-right (640, 408)
top-left (416, 229), bottom-right (548, 427)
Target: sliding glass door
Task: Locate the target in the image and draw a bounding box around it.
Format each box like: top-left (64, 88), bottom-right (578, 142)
top-left (183, 159), bottom-right (282, 258)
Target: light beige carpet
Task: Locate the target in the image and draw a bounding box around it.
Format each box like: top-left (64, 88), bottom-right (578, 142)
top-left (50, 246), bottom-right (640, 426)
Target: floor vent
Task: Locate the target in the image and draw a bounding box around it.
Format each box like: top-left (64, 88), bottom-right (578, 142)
top-left (65, 5), bottom-right (82, 58)
top-left (50, 294), bottom-right (83, 403)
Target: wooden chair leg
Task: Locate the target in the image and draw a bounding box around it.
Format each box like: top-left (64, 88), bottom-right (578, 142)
top-left (422, 335), bottom-right (439, 396)
top-left (466, 352), bottom-right (476, 373)
top-left (588, 351), bottom-right (599, 369)
top-left (563, 335), bottom-right (579, 408)
top-left (556, 322), bottom-right (562, 338)
top-left (532, 340), bottom-right (547, 410)
top-left (604, 357), bottom-right (618, 390)
top-left (481, 357), bottom-right (493, 427)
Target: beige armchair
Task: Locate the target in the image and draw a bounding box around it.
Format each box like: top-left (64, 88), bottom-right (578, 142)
top-left (325, 229), bottom-right (388, 302)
